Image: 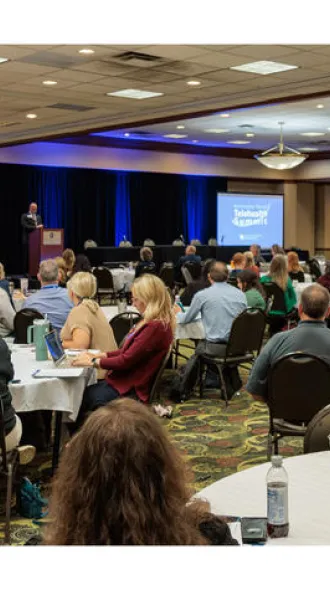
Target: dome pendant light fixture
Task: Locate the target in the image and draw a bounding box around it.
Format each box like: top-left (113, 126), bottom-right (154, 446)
top-left (254, 122), bottom-right (308, 170)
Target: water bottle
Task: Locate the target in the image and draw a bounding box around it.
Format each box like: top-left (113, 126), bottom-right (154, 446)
top-left (267, 455), bottom-right (289, 539)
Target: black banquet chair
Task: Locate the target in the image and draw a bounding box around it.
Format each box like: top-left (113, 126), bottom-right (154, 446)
top-left (92, 267), bottom-right (116, 305)
top-left (267, 352), bottom-right (330, 459)
top-left (110, 312), bottom-right (142, 347)
top-left (159, 263), bottom-right (175, 290)
top-left (148, 345), bottom-right (173, 404)
top-left (0, 399), bottom-right (19, 544)
top-left (199, 308), bottom-right (266, 405)
top-left (262, 281), bottom-right (298, 336)
top-left (303, 405), bottom-right (330, 454)
top-left (14, 308), bottom-right (45, 344)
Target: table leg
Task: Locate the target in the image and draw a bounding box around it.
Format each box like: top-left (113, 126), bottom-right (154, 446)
top-left (52, 411), bottom-right (63, 475)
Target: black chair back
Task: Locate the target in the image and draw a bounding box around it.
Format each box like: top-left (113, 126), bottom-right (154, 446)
top-left (92, 267), bottom-right (114, 290)
top-left (14, 308), bottom-right (44, 344)
top-left (226, 308), bottom-right (266, 358)
top-left (110, 312), bottom-right (142, 347)
top-left (148, 346), bottom-right (173, 403)
top-left (307, 258), bottom-right (322, 280)
top-left (139, 262), bottom-right (157, 276)
top-left (159, 264), bottom-right (174, 289)
top-left (227, 276), bottom-right (238, 288)
top-left (184, 261), bottom-right (201, 281)
top-left (262, 281), bottom-right (286, 314)
top-left (268, 353), bottom-right (330, 424)
top-left (303, 404), bottom-right (330, 454)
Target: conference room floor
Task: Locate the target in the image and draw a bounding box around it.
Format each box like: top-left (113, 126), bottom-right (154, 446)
top-left (0, 358), bottom-right (304, 544)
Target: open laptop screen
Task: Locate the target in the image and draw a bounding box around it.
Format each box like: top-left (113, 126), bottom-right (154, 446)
top-left (44, 331), bottom-right (64, 363)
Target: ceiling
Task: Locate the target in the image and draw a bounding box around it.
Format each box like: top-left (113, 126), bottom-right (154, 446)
top-left (2, 44), bottom-right (330, 151)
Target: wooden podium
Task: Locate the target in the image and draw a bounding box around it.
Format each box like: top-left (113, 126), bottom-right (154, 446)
top-left (29, 228), bottom-right (64, 276)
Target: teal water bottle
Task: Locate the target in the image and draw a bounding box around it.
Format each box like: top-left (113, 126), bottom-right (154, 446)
top-left (27, 319), bottom-right (50, 361)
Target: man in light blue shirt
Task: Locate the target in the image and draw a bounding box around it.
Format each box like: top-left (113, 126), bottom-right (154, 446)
top-left (22, 259), bottom-right (73, 332)
top-left (176, 261), bottom-right (247, 354)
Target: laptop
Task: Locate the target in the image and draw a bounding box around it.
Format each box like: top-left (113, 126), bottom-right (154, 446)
top-left (44, 330), bottom-right (73, 367)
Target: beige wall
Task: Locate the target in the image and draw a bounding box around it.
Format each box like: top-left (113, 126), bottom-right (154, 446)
top-left (315, 184), bottom-right (330, 253)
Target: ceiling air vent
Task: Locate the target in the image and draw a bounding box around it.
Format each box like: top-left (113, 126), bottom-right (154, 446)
top-left (113, 51), bottom-right (163, 65)
top-left (48, 103), bottom-right (95, 112)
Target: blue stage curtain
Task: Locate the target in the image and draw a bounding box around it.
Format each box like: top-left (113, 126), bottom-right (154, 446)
top-left (115, 173), bottom-right (132, 246)
top-left (29, 167), bottom-right (67, 229)
top-left (184, 176), bottom-right (208, 244)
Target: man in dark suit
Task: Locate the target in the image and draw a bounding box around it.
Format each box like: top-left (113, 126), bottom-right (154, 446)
top-left (21, 202), bottom-right (43, 272)
top-left (175, 244), bottom-right (202, 283)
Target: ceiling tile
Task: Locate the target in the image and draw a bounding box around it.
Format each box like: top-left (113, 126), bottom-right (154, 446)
top-left (186, 52), bottom-right (254, 68)
top-left (225, 45), bottom-right (302, 59)
top-left (136, 45), bottom-right (213, 60)
top-left (0, 61), bottom-right (60, 75)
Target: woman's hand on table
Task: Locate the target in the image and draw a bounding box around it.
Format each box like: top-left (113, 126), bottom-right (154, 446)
top-left (72, 351), bottom-right (106, 367)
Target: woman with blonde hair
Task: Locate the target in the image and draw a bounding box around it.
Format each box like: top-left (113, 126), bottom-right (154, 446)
top-left (62, 248), bottom-right (76, 277)
top-left (61, 272), bottom-right (117, 378)
top-left (260, 254), bottom-right (297, 313)
top-left (287, 251), bottom-right (305, 283)
top-left (72, 274), bottom-right (175, 427)
top-left (243, 251), bottom-right (259, 276)
top-left (44, 398), bottom-right (237, 545)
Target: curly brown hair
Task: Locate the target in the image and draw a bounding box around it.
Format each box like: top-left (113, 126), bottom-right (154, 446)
top-left (44, 399), bottom-right (211, 545)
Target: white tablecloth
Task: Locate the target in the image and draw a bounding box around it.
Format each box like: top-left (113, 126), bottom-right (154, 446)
top-left (110, 268), bottom-right (135, 292)
top-left (102, 306), bottom-right (205, 341)
top-left (9, 346), bottom-right (96, 422)
top-left (196, 451), bottom-right (330, 545)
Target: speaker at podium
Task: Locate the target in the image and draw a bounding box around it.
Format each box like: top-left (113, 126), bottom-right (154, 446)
top-left (29, 228), bottom-right (64, 276)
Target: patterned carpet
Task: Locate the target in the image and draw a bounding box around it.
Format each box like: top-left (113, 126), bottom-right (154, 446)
top-left (0, 359), bottom-right (303, 544)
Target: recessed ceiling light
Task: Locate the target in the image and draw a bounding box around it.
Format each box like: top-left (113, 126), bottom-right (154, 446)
top-left (316, 104), bottom-right (324, 109)
top-left (204, 128), bottom-right (228, 134)
top-left (187, 80), bottom-right (201, 86)
top-left (163, 134), bottom-right (187, 139)
top-left (227, 140), bottom-right (251, 145)
top-left (300, 132), bottom-right (326, 137)
top-left (78, 48), bottom-right (95, 55)
top-left (230, 60), bottom-right (298, 75)
top-left (26, 113), bottom-right (37, 119)
top-left (42, 80), bottom-right (57, 86)
top-left (246, 133), bottom-right (255, 137)
top-left (106, 89), bottom-right (163, 100)
top-left (124, 133), bottom-right (130, 137)
top-left (0, 57), bottom-right (8, 64)
top-left (220, 113), bottom-right (230, 118)
top-left (177, 125), bottom-right (185, 129)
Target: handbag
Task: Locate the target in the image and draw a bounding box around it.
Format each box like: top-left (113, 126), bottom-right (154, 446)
top-left (18, 477), bottom-right (48, 520)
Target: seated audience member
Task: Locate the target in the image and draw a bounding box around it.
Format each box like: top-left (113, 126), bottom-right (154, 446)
top-left (176, 261), bottom-right (247, 357)
top-left (0, 262), bottom-right (14, 308)
top-left (44, 399), bottom-right (237, 545)
top-left (54, 257), bottom-right (68, 288)
top-left (0, 280), bottom-right (15, 337)
top-left (287, 251), bottom-right (305, 283)
top-left (237, 269), bottom-right (266, 311)
top-left (22, 259), bottom-right (73, 332)
top-left (71, 275), bottom-right (174, 426)
top-left (244, 251), bottom-right (260, 276)
top-left (61, 272), bottom-right (117, 377)
top-left (62, 248), bottom-right (76, 278)
top-left (0, 337), bottom-right (35, 462)
top-left (180, 262), bottom-right (207, 306)
top-left (135, 247), bottom-right (156, 279)
top-left (271, 244), bottom-right (285, 257)
top-left (230, 252), bottom-right (245, 277)
top-left (250, 244), bottom-right (265, 267)
top-left (71, 254), bottom-right (92, 276)
top-left (246, 284), bottom-right (330, 402)
top-left (317, 261), bottom-right (330, 292)
top-left (260, 254), bottom-right (297, 316)
top-left (178, 245), bottom-right (202, 267)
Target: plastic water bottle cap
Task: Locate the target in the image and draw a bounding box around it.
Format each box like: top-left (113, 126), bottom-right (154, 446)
top-left (271, 455), bottom-right (283, 467)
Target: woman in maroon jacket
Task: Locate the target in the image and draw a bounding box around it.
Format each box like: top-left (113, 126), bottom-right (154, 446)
top-left (72, 274), bottom-right (175, 428)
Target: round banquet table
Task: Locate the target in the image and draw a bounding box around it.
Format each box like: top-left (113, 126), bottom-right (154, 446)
top-left (195, 451), bottom-right (330, 545)
top-left (102, 305), bottom-right (205, 341)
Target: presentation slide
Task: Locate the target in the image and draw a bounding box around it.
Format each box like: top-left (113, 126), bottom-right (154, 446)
top-left (217, 193), bottom-right (283, 248)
